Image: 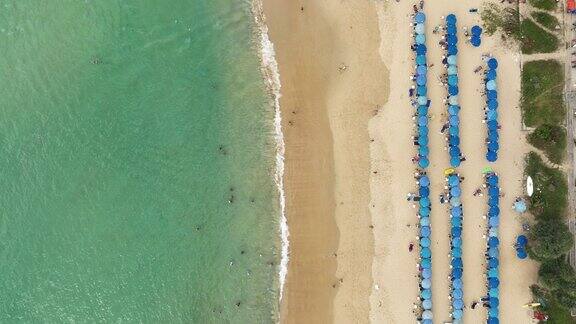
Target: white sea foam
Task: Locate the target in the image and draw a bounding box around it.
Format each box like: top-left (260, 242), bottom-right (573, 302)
top-left (251, 0), bottom-right (289, 302)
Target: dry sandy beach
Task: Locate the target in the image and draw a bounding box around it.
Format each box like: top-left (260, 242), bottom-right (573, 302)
top-left (262, 0), bottom-right (539, 323)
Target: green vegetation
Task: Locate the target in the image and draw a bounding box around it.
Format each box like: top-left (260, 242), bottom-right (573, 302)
top-left (520, 19), bottom-right (560, 54)
top-left (533, 285), bottom-right (576, 324)
top-left (531, 11), bottom-right (560, 31)
top-left (528, 124), bottom-right (566, 164)
top-left (525, 152), bottom-right (567, 219)
top-left (529, 220), bottom-right (573, 260)
top-left (528, 0), bottom-right (558, 11)
top-left (521, 60), bottom-right (565, 127)
top-left (482, 3), bottom-right (521, 39)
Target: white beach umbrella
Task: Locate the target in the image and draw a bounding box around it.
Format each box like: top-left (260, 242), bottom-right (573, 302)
top-left (526, 176), bottom-right (534, 197)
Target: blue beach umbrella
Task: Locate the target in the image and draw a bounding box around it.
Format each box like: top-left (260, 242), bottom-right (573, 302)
top-left (487, 120), bottom-right (498, 130)
top-left (447, 45), bottom-right (458, 55)
top-left (419, 175), bottom-right (430, 186)
top-left (487, 99), bottom-right (498, 110)
top-left (415, 23), bottom-right (425, 35)
top-left (418, 125), bottom-right (428, 136)
top-left (517, 248), bottom-right (528, 259)
top-left (417, 65), bottom-right (427, 75)
top-left (486, 69), bottom-right (497, 80)
top-left (489, 288), bottom-right (499, 298)
top-left (488, 58), bottom-right (498, 69)
top-left (488, 268), bottom-right (499, 278)
top-left (471, 25), bottom-right (483, 36)
top-left (451, 227), bottom-right (462, 237)
top-left (419, 157), bottom-right (430, 168)
top-left (422, 310), bottom-right (433, 320)
top-left (449, 95), bottom-right (459, 106)
top-left (446, 24), bottom-right (457, 35)
top-left (415, 12), bottom-right (426, 23)
top-left (416, 44), bottom-right (427, 55)
top-left (452, 238), bottom-right (462, 248)
top-left (420, 217), bottom-right (430, 226)
top-left (448, 85), bottom-right (459, 95)
top-left (448, 74), bottom-right (458, 85)
top-left (517, 235), bottom-right (528, 246)
top-left (489, 277), bottom-right (500, 288)
top-left (422, 268), bottom-right (432, 279)
top-left (488, 141), bottom-right (499, 152)
top-left (419, 186), bottom-right (430, 197)
top-left (453, 298), bottom-right (464, 310)
top-left (451, 217), bottom-right (462, 227)
top-left (447, 34), bottom-right (458, 45)
top-left (489, 307), bottom-right (499, 317)
top-left (421, 258), bottom-right (431, 268)
top-left (417, 105), bottom-right (428, 116)
top-left (416, 55), bottom-right (426, 65)
top-left (421, 289), bottom-right (432, 299)
top-left (421, 237), bottom-right (431, 248)
top-left (471, 36), bottom-right (481, 47)
top-left (489, 206), bottom-right (500, 217)
top-left (418, 115), bottom-right (428, 126)
top-left (487, 90), bottom-right (498, 100)
top-left (514, 200), bottom-right (527, 213)
top-left (451, 207), bottom-right (462, 217)
top-left (420, 197), bottom-right (430, 207)
top-left (488, 237), bottom-right (500, 247)
top-left (418, 135), bottom-right (429, 146)
top-left (452, 268), bottom-right (463, 280)
top-left (419, 206), bottom-right (430, 216)
top-left (486, 80), bottom-right (497, 91)
top-left (449, 115), bottom-right (459, 126)
top-left (447, 55), bottom-right (457, 66)
top-left (421, 226), bottom-right (431, 237)
top-left (488, 317), bottom-right (499, 324)
top-left (450, 197), bottom-right (461, 207)
top-left (417, 95), bottom-right (428, 105)
top-left (448, 175), bottom-right (459, 186)
top-left (487, 110), bottom-right (498, 121)
top-left (488, 195), bottom-right (499, 207)
top-left (416, 75), bottom-right (427, 85)
top-left (453, 309), bottom-right (463, 320)
top-left (489, 187), bottom-right (500, 197)
top-left (451, 257), bottom-right (463, 269)
top-left (417, 85), bottom-right (427, 96)
top-left (453, 278), bottom-right (463, 289)
top-left (447, 65), bottom-right (458, 75)
top-left (490, 297), bottom-right (500, 307)
top-left (422, 299), bottom-right (433, 310)
top-left (450, 186), bottom-right (461, 197)
top-left (446, 14), bottom-right (457, 25)
top-left (488, 131), bottom-right (499, 142)
top-left (488, 247), bottom-right (499, 258)
top-left (453, 248), bottom-right (463, 259)
top-left (449, 126), bottom-right (459, 136)
top-left (487, 175), bottom-right (499, 186)
top-left (450, 156), bottom-right (461, 167)
top-left (448, 105), bottom-right (460, 115)
top-left (489, 227), bottom-right (499, 237)
top-left (452, 288), bottom-right (463, 299)
top-left (415, 33), bottom-right (426, 44)
top-left (421, 278), bottom-right (432, 289)
top-left (489, 257), bottom-right (499, 269)
top-left (449, 136), bottom-right (460, 146)
top-left (487, 150), bottom-right (498, 162)
top-left (489, 217), bottom-right (499, 227)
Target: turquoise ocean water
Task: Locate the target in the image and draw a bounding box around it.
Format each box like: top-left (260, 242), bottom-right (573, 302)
top-left (0, 1), bottom-right (280, 322)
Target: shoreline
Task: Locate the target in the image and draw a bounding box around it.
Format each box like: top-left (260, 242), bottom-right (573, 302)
top-left (251, 0), bottom-right (289, 302)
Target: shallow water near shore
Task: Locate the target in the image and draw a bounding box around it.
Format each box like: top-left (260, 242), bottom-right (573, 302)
top-left (0, 1), bottom-right (279, 322)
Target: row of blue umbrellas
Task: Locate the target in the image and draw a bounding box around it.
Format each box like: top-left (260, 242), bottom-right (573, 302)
top-left (445, 14), bottom-right (462, 168)
top-left (414, 12), bottom-right (431, 170)
top-left (447, 172), bottom-right (464, 321)
top-left (485, 58), bottom-right (499, 162)
top-left (485, 173), bottom-right (501, 324)
top-left (471, 25), bottom-right (482, 47)
top-left (414, 13), bottom-right (433, 324)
